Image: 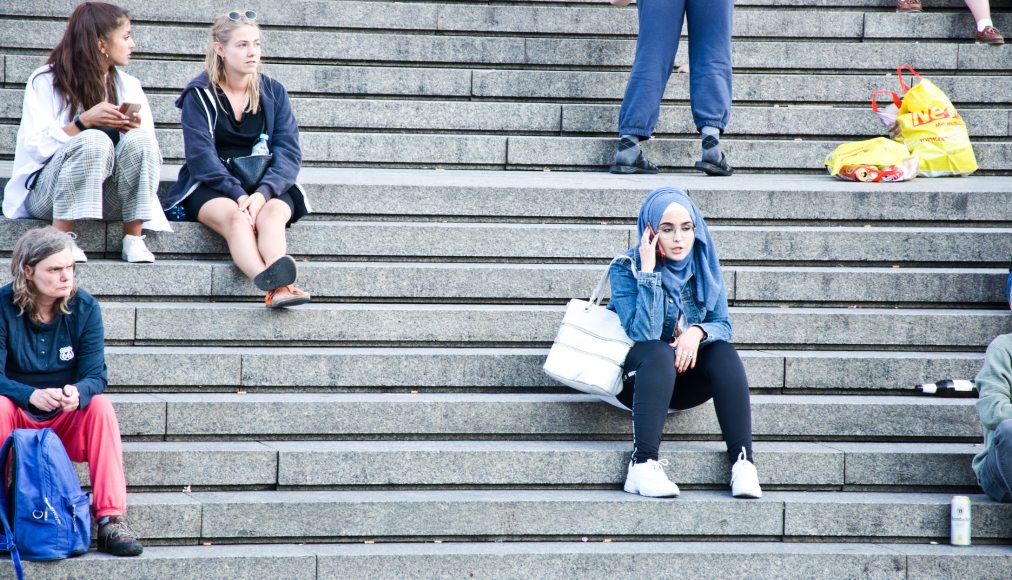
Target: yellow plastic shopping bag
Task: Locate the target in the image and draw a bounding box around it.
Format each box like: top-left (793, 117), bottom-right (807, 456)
top-left (824, 137), bottom-right (919, 182)
top-left (894, 65), bottom-right (977, 177)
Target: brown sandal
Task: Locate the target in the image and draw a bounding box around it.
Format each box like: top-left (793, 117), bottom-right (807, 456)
top-left (896, 0), bottom-right (922, 12)
top-left (265, 284), bottom-right (311, 309)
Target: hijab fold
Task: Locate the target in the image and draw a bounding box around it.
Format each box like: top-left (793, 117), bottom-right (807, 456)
top-left (622, 187), bottom-right (724, 312)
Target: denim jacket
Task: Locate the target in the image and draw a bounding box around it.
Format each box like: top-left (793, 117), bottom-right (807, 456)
top-left (606, 257), bottom-right (732, 345)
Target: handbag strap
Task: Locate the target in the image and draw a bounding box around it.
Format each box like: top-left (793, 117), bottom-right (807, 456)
top-left (0, 435), bottom-right (24, 580)
top-left (589, 255), bottom-right (638, 306)
top-left (871, 89), bottom-right (901, 112)
top-left (896, 64), bottom-right (922, 94)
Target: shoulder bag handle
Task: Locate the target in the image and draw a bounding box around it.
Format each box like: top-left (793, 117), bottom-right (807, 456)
top-left (589, 255), bottom-right (638, 306)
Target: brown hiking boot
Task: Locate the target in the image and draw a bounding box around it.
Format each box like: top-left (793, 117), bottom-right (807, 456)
top-left (896, 0), bottom-right (922, 12)
top-left (97, 515), bottom-right (144, 556)
top-left (976, 25), bottom-right (1004, 45)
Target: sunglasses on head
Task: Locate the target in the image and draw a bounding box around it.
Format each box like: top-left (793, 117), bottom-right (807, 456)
top-left (227, 10), bottom-right (257, 21)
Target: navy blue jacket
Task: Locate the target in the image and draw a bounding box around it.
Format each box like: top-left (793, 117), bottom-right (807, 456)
top-left (0, 285), bottom-right (107, 419)
top-left (163, 72), bottom-right (305, 208)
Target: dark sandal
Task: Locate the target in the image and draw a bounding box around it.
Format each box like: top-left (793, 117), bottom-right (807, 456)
top-left (609, 151), bottom-right (659, 174)
top-left (693, 153), bottom-right (734, 176)
top-left (253, 255), bottom-right (298, 292)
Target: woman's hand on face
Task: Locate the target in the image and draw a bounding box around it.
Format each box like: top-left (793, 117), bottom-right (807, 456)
top-left (671, 326), bottom-right (704, 373)
top-left (79, 102), bottom-right (130, 130)
top-left (638, 227), bottom-right (659, 274)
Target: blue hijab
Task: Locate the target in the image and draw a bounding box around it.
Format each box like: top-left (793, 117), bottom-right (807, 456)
top-left (623, 187), bottom-right (724, 312)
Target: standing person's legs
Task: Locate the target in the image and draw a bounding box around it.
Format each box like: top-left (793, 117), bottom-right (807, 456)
top-left (965, 0), bottom-right (992, 23)
top-left (978, 419), bottom-right (1012, 502)
top-left (965, 0), bottom-right (1003, 43)
top-left (612, 0), bottom-right (686, 174)
top-left (686, 0), bottom-right (734, 175)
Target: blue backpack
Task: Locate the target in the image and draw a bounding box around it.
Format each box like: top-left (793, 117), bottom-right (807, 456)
top-left (0, 428), bottom-right (91, 580)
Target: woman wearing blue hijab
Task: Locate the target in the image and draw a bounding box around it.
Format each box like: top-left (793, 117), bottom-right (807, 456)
top-left (607, 187), bottom-right (761, 499)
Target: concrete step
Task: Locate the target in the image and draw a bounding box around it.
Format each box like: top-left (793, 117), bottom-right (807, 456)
top-left (105, 393), bottom-right (981, 440)
top-left (270, 440), bottom-right (981, 490)
top-left (98, 302), bottom-right (1012, 349)
top-left (3, 169), bottom-right (1011, 224)
top-left (75, 222), bottom-right (1012, 263)
top-left (102, 346), bottom-right (986, 394)
top-left (5, 90), bottom-right (1006, 138)
top-left (4, 20), bottom-right (1009, 71)
top-left (76, 440), bottom-right (980, 491)
top-left (7, 127), bottom-right (1006, 171)
top-left (3, 261), bottom-right (1004, 306)
top-left (8, 542), bottom-right (1011, 580)
top-left (4, 1), bottom-right (1007, 41)
top-left (470, 69), bottom-right (1012, 104)
top-left (118, 489), bottom-right (1012, 542)
top-left (5, 55), bottom-right (1008, 105)
top-left (503, 136), bottom-right (1011, 172)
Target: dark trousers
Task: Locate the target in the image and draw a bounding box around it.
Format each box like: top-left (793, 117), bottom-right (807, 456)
top-left (617, 0), bottom-right (734, 138)
top-left (618, 340), bottom-right (753, 464)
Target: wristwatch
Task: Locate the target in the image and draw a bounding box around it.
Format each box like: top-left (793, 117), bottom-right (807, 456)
top-left (73, 116), bottom-right (87, 131)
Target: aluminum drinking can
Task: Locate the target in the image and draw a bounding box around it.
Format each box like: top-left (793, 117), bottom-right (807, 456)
top-left (950, 495), bottom-right (971, 546)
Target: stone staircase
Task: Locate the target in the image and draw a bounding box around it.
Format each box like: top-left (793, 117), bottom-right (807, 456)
top-left (1, 0), bottom-right (1012, 578)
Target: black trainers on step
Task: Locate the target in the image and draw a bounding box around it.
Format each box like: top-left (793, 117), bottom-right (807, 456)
top-left (98, 515), bottom-right (144, 557)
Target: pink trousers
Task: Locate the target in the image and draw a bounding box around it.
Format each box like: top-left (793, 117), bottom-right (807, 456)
top-left (0, 394), bottom-right (126, 519)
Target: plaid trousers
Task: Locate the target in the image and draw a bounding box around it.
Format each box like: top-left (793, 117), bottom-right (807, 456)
top-left (27, 128), bottom-right (160, 223)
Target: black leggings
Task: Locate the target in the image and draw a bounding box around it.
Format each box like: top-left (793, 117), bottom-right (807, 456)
top-left (618, 340), bottom-right (753, 465)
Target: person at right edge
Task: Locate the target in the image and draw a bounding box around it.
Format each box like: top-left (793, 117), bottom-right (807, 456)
top-left (972, 267), bottom-right (1012, 503)
top-left (609, 0), bottom-right (734, 176)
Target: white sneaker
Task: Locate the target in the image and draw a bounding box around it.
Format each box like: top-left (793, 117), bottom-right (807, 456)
top-left (121, 234), bottom-right (154, 263)
top-left (730, 447), bottom-right (762, 499)
top-left (66, 232), bottom-right (87, 263)
top-left (624, 458), bottom-right (680, 498)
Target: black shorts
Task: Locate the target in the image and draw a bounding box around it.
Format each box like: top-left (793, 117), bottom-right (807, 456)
top-left (183, 185), bottom-right (298, 226)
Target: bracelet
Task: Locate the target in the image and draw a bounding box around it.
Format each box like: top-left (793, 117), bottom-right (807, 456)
top-left (73, 116), bottom-right (87, 131)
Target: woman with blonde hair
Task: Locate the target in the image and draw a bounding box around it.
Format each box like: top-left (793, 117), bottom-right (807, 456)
top-left (0, 227), bottom-right (142, 556)
top-left (3, 2), bottom-right (169, 263)
top-left (162, 10), bottom-right (312, 308)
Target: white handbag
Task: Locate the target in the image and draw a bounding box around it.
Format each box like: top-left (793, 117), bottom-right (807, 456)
top-left (543, 257), bottom-right (636, 396)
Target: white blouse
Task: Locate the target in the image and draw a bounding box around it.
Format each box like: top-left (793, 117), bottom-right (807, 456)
top-left (2, 65), bottom-right (169, 231)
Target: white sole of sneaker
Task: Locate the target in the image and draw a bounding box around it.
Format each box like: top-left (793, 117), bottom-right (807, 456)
top-left (623, 483), bottom-right (679, 498)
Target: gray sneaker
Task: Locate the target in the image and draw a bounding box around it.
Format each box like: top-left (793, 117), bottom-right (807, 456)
top-left (97, 515), bottom-right (144, 557)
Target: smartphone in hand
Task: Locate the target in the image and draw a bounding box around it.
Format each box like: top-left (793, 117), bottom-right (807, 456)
top-left (118, 102), bottom-right (141, 116)
top-left (645, 224), bottom-right (665, 261)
